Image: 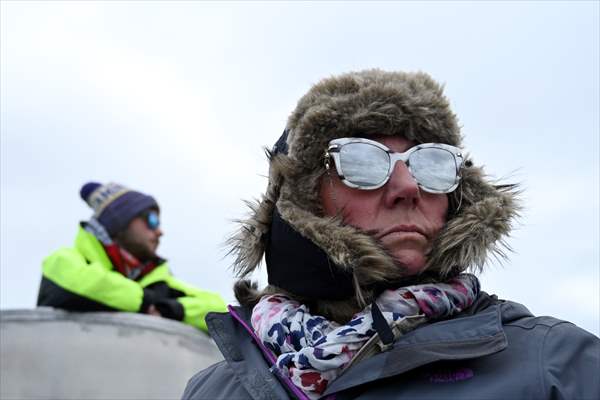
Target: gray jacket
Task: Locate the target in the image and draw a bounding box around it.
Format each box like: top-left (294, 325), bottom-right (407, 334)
top-left (182, 294), bottom-right (600, 400)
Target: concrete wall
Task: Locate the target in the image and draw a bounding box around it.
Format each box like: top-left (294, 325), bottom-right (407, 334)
top-left (0, 308), bottom-right (223, 399)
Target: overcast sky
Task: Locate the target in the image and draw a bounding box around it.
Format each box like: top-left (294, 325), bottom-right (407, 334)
top-left (1, 1), bottom-right (598, 336)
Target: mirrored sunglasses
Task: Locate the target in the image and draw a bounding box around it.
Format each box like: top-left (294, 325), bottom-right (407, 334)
top-left (143, 210), bottom-right (160, 230)
top-left (324, 138), bottom-right (464, 194)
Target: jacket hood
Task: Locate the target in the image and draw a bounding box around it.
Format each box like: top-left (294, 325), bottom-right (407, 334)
top-left (229, 69), bottom-right (520, 323)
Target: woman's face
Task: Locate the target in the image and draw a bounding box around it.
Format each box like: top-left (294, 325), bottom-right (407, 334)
top-left (320, 136), bottom-right (449, 276)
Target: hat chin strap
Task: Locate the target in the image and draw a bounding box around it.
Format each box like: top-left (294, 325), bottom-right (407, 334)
top-left (265, 208), bottom-right (354, 301)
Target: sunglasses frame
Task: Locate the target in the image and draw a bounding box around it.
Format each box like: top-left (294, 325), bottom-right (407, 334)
top-left (324, 137), bottom-right (464, 194)
top-left (143, 210), bottom-right (161, 230)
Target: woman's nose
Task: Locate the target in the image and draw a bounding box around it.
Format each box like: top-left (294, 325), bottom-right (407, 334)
top-left (383, 161), bottom-right (420, 208)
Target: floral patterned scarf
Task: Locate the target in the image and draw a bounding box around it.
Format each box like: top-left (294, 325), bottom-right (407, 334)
top-left (251, 274), bottom-right (480, 399)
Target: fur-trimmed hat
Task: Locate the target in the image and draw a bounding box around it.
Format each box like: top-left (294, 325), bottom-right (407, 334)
top-left (231, 69), bottom-right (519, 323)
top-left (80, 182), bottom-right (159, 237)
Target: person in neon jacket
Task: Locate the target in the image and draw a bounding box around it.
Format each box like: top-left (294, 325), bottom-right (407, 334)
top-left (37, 181), bottom-right (226, 332)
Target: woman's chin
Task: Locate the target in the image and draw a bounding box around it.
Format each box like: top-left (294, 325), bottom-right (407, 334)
top-left (391, 251), bottom-right (428, 276)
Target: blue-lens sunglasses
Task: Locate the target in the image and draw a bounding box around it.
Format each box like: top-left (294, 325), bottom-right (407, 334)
top-left (144, 210), bottom-right (160, 230)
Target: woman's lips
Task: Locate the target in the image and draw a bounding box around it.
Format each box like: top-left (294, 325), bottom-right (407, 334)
top-left (375, 224), bottom-right (428, 240)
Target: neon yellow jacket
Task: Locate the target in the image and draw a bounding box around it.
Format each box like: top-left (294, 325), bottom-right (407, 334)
top-left (38, 226), bottom-right (226, 332)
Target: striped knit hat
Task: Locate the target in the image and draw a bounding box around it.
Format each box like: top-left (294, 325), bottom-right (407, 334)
top-left (80, 182), bottom-right (159, 237)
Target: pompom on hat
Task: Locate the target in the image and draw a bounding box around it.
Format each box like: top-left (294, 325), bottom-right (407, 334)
top-left (80, 182), bottom-right (159, 236)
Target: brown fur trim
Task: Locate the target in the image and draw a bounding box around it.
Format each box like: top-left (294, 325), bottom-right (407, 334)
top-left (425, 163), bottom-right (522, 276)
top-left (233, 280), bottom-right (261, 308)
top-left (226, 150), bottom-right (282, 278)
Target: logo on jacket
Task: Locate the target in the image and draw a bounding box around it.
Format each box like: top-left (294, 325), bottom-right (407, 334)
top-left (424, 367), bottom-right (474, 383)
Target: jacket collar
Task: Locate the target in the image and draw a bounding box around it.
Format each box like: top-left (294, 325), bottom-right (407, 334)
top-left (208, 294), bottom-right (523, 399)
top-left (323, 296), bottom-right (509, 395)
top-left (75, 224), bottom-right (169, 284)
top-left (206, 307), bottom-right (300, 400)
top-left (75, 225), bottom-right (113, 269)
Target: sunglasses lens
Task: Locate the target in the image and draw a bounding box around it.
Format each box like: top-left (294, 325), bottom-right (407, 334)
top-left (409, 147), bottom-right (458, 192)
top-left (340, 142), bottom-right (390, 187)
top-left (146, 211), bottom-right (160, 230)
